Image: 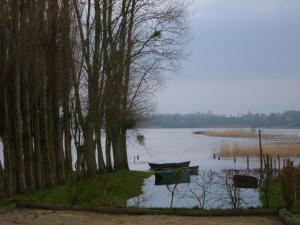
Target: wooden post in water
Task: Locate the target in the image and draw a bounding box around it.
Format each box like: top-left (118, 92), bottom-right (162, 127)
top-left (266, 154), bottom-right (269, 170)
top-left (259, 130), bottom-right (263, 180)
top-left (278, 155), bottom-right (281, 173)
top-left (273, 158), bottom-right (276, 176)
top-left (247, 155), bottom-right (249, 170)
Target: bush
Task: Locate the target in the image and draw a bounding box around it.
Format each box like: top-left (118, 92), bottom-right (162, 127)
top-left (280, 167), bottom-right (300, 209)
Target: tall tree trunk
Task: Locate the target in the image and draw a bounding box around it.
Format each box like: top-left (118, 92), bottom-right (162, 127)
top-left (53, 97), bottom-right (65, 184)
top-left (3, 88), bottom-right (14, 196)
top-left (46, 93), bottom-right (57, 185)
top-left (84, 118), bottom-right (97, 177)
top-left (105, 130), bottom-right (113, 171)
top-left (40, 80), bottom-right (54, 187)
top-left (111, 126), bottom-right (122, 170)
top-left (63, 97), bottom-right (72, 180)
top-left (33, 107), bottom-right (44, 189)
top-left (22, 71), bottom-right (36, 192)
top-left (61, 0), bottom-right (73, 181)
top-left (14, 69), bottom-right (27, 194)
top-left (96, 129), bottom-right (105, 172)
top-left (120, 128), bottom-right (129, 170)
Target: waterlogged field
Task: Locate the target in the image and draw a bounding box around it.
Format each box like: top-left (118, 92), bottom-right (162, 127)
top-left (126, 128), bottom-right (300, 209)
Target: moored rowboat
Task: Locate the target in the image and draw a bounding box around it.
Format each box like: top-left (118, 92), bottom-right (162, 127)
top-left (186, 166), bottom-right (199, 175)
top-left (154, 168), bottom-right (191, 185)
top-left (148, 161), bottom-right (190, 170)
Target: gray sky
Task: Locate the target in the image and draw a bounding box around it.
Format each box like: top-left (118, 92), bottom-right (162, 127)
top-left (156, 0), bottom-right (300, 115)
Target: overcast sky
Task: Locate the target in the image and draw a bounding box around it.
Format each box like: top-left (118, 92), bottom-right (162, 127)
top-left (156, 0), bottom-right (300, 115)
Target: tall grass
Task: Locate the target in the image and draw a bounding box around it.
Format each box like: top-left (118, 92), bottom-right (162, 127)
top-left (218, 142), bottom-right (300, 157)
top-left (195, 130), bottom-right (279, 139)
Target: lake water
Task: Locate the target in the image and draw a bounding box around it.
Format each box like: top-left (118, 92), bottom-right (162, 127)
top-left (126, 128), bottom-right (300, 209)
top-left (1, 128), bottom-right (300, 209)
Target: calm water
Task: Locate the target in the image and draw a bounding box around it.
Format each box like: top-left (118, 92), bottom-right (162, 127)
top-left (126, 128), bottom-right (300, 209)
top-left (1, 128), bottom-right (299, 208)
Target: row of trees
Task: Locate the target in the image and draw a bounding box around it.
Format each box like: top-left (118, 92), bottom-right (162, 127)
top-left (142, 110), bottom-right (300, 128)
top-left (0, 0), bottom-right (185, 196)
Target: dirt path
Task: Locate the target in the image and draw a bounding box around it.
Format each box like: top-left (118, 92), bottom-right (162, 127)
top-left (0, 209), bottom-right (284, 225)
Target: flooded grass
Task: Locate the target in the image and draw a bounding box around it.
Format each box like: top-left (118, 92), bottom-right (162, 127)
top-left (194, 130), bottom-right (277, 139)
top-left (217, 142), bottom-right (300, 157)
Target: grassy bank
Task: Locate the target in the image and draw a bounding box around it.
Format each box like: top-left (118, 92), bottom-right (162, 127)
top-left (0, 170), bottom-right (151, 208)
top-left (279, 208), bottom-right (300, 225)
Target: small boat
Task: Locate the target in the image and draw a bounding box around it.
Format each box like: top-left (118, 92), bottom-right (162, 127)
top-left (148, 161), bottom-right (190, 170)
top-left (187, 166), bottom-right (199, 175)
top-left (154, 168), bottom-right (191, 185)
top-left (233, 175), bottom-right (258, 189)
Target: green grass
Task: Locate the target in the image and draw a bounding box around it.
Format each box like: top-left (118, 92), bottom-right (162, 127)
top-left (279, 208), bottom-right (300, 225)
top-left (0, 170), bottom-right (151, 208)
top-left (260, 177), bottom-right (285, 209)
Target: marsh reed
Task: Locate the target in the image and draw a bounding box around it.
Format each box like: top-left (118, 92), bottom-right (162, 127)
top-left (218, 142), bottom-right (300, 157)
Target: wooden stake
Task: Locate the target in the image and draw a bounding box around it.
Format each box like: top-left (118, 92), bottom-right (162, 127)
top-left (273, 158), bottom-right (276, 176)
top-left (278, 155), bottom-right (281, 173)
top-left (259, 130), bottom-right (263, 180)
top-left (247, 155), bottom-right (249, 170)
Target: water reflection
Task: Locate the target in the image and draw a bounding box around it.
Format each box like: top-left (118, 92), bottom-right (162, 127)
top-left (154, 168), bottom-right (191, 186)
top-left (128, 169), bottom-right (260, 209)
top-left (127, 129), bottom-right (300, 208)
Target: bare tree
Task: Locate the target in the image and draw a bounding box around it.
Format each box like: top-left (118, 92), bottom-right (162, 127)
top-left (215, 170), bottom-right (242, 210)
top-left (187, 170), bottom-right (215, 209)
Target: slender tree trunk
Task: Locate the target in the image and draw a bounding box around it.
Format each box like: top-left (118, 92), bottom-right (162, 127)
top-left (63, 98), bottom-right (72, 180)
top-left (105, 130), bottom-right (113, 171)
top-left (96, 129), bottom-right (106, 172)
top-left (83, 119), bottom-right (97, 177)
top-left (120, 128), bottom-right (129, 170)
top-left (3, 88), bottom-right (14, 196)
top-left (54, 97), bottom-right (65, 184)
top-left (40, 81), bottom-right (54, 187)
top-left (33, 108), bottom-right (44, 189)
top-left (22, 71), bottom-right (36, 192)
top-left (0, 161), bottom-right (4, 197)
top-left (14, 69), bottom-right (27, 194)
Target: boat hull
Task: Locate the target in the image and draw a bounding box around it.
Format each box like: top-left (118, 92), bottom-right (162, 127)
top-left (155, 169), bottom-right (191, 185)
top-left (149, 161), bottom-right (190, 170)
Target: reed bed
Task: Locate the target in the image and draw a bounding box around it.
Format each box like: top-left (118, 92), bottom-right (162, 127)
top-left (218, 142), bottom-right (300, 158)
top-left (194, 130), bottom-right (277, 139)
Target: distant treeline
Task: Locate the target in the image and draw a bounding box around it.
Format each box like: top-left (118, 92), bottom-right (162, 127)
top-left (140, 110), bottom-right (300, 128)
